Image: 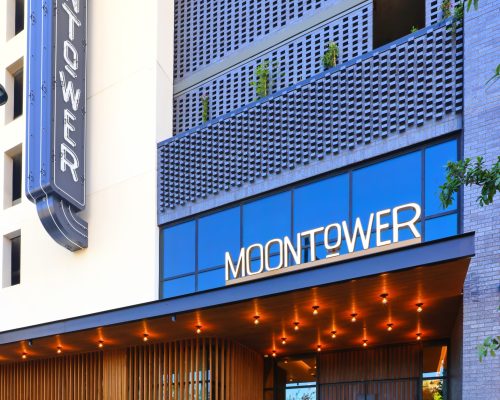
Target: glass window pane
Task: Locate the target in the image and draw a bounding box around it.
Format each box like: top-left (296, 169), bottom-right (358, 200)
top-left (423, 345), bottom-right (448, 378)
top-left (198, 268), bottom-right (225, 291)
top-left (425, 214), bottom-right (458, 241)
top-left (243, 192), bottom-right (291, 246)
top-left (353, 152), bottom-right (422, 223)
top-left (425, 140), bottom-right (458, 215)
top-left (294, 174), bottom-right (349, 234)
top-left (198, 207), bottom-right (240, 270)
top-left (163, 221), bottom-right (196, 279)
top-left (162, 276), bottom-right (195, 298)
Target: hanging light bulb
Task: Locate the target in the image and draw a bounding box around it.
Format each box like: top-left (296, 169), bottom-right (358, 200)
top-left (98, 340), bottom-right (104, 348)
top-left (363, 339), bottom-right (368, 347)
top-left (380, 294), bottom-right (389, 304)
top-left (312, 306), bottom-right (319, 315)
top-left (416, 333), bottom-right (422, 341)
top-left (317, 344), bottom-right (322, 352)
top-left (143, 333), bottom-right (149, 342)
top-left (22, 352), bottom-right (27, 360)
top-left (351, 313), bottom-right (358, 322)
top-left (281, 337), bottom-right (287, 345)
top-left (294, 322), bottom-right (300, 331)
top-left (272, 350), bottom-right (277, 357)
top-left (57, 346), bottom-right (62, 354)
top-left (387, 323), bottom-right (393, 332)
top-left (254, 315), bottom-right (260, 325)
top-left (416, 303), bottom-right (423, 313)
top-left (331, 331), bottom-right (337, 339)
top-left (196, 326), bottom-right (202, 334)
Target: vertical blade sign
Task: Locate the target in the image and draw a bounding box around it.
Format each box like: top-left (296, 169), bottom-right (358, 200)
top-left (26, 0), bottom-right (88, 251)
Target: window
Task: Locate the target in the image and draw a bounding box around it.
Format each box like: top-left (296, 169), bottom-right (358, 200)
top-left (15, 0), bottom-right (25, 35)
top-left (422, 344), bottom-right (448, 400)
top-left (160, 138), bottom-right (459, 299)
top-left (5, 59), bottom-right (24, 123)
top-left (2, 232), bottom-right (21, 287)
top-left (4, 145), bottom-right (23, 208)
top-left (12, 67), bottom-right (23, 119)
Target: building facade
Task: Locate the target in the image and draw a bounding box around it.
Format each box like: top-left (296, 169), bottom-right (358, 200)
top-left (0, 0), bottom-right (498, 399)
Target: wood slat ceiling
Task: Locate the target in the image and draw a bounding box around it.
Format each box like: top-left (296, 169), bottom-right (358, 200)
top-left (0, 259), bottom-right (469, 362)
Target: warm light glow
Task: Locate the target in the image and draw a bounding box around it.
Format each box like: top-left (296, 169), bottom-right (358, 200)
top-left (331, 331), bottom-right (337, 339)
top-left (416, 333), bottom-right (422, 341)
top-left (312, 306), bottom-right (319, 315)
top-left (363, 340), bottom-right (368, 347)
top-left (22, 353), bottom-right (27, 359)
top-left (281, 337), bottom-right (287, 345)
top-left (294, 322), bottom-right (300, 331)
top-left (416, 303), bottom-right (423, 313)
top-left (254, 315), bottom-right (260, 325)
top-left (143, 333), bottom-right (149, 342)
top-left (272, 350), bottom-right (277, 357)
top-left (317, 345), bottom-right (322, 352)
top-left (351, 313), bottom-right (358, 322)
top-left (380, 293), bottom-right (389, 304)
top-left (387, 323), bottom-right (393, 332)
top-left (196, 326), bottom-right (202, 334)
top-left (98, 340), bottom-right (104, 348)
top-left (57, 346), bottom-right (62, 354)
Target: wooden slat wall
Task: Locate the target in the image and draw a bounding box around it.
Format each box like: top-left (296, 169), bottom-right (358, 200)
top-left (127, 338), bottom-right (263, 400)
top-left (0, 338), bottom-right (262, 400)
top-left (318, 344), bottom-right (421, 400)
top-left (0, 352), bottom-right (103, 400)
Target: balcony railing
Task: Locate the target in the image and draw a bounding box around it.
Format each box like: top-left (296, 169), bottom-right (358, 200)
top-left (158, 20), bottom-right (463, 223)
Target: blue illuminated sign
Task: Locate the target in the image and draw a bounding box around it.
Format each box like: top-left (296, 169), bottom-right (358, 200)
top-left (26, 0), bottom-right (88, 251)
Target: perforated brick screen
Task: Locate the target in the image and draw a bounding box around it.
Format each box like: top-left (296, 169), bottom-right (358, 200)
top-left (159, 22), bottom-right (463, 219)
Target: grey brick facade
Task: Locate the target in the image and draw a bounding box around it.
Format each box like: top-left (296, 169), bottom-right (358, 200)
top-left (463, 0), bottom-right (500, 398)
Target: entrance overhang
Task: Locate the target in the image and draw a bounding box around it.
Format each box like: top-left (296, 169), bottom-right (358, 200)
top-left (0, 233), bottom-right (474, 361)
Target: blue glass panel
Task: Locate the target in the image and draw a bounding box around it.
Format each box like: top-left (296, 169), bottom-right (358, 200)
top-left (425, 214), bottom-right (458, 241)
top-left (198, 268), bottom-right (225, 291)
top-left (294, 174), bottom-right (349, 234)
top-left (198, 207), bottom-right (240, 270)
top-left (243, 192), bottom-right (291, 246)
top-left (162, 275), bottom-right (195, 298)
top-left (425, 140), bottom-right (458, 215)
top-left (163, 221), bottom-right (196, 279)
top-left (353, 152), bottom-right (422, 223)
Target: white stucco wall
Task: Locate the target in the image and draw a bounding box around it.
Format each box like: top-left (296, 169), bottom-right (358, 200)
top-left (0, 0), bottom-right (174, 331)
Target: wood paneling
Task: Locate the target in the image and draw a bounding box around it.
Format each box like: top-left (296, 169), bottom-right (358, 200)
top-left (0, 352), bottom-right (102, 400)
top-left (318, 344), bottom-right (420, 400)
top-left (0, 338), bottom-right (262, 400)
top-left (127, 338), bottom-right (263, 400)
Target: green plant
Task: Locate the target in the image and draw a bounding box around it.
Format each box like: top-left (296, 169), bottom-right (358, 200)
top-left (411, 26), bottom-right (418, 33)
top-left (250, 61), bottom-right (271, 99)
top-left (321, 41), bottom-right (339, 70)
top-left (441, 0), bottom-right (452, 19)
top-left (451, 1), bottom-right (464, 34)
top-left (477, 306), bottom-right (500, 361)
top-left (439, 156), bottom-right (500, 209)
top-left (201, 94), bottom-right (209, 123)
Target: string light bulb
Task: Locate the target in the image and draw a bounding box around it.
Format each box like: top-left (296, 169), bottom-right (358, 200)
top-left (281, 337), bottom-right (287, 345)
top-left (416, 332), bottom-right (422, 341)
top-left (380, 293), bottom-right (389, 304)
top-left (351, 313), bottom-right (358, 322)
top-left (331, 331), bottom-right (337, 339)
top-left (312, 306), bottom-right (319, 315)
top-left (196, 326), bottom-right (202, 334)
top-left (387, 323), bottom-right (393, 332)
top-left (363, 339), bottom-right (368, 347)
top-left (22, 352), bottom-right (27, 360)
top-left (272, 350), bottom-right (277, 357)
top-left (416, 303), bottom-right (424, 313)
top-left (254, 315), bottom-right (260, 325)
top-left (143, 333), bottom-right (149, 342)
top-left (57, 346), bottom-right (62, 354)
top-left (98, 340), bottom-right (104, 348)
top-left (294, 322), bottom-right (300, 331)
top-left (317, 344), bottom-right (322, 352)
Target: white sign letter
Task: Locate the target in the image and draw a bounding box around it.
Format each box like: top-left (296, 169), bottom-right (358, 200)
top-left (64, 40), bottom-right (79, 78)
top-left (59, 71), bottom-right (81, 111)
top-left (284, 234), bottom-right (301, 267)
top-left (60, 143), bottom-right (79, 182)
top-left (393, 203), bottom-right (421, 242)
top-left (246, 244), bottom-right (264, 276)
top-left (376, 209), bottom-right (392, 247)
top-left (264, 239), bottom-right (284, 271)
top-left (324, 223), bottom-right (342, 258)
top-left (225, 248), bottom-right (246, 281)
top-left (62, 2), bottom-right (82, 41)
top-left (342, 213), bottom-right (374, 253)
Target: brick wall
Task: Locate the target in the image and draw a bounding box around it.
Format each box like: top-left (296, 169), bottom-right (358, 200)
top-left (462, 0), bottom-right (500, 398)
